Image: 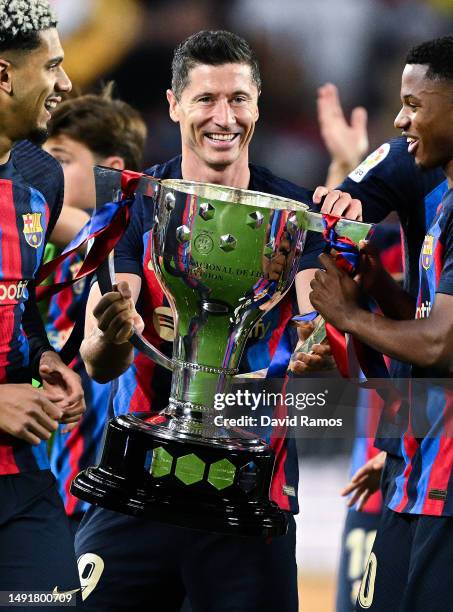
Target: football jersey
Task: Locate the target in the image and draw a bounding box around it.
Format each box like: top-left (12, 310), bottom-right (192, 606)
top-left (387, 189), bottom-right (453, 516)
top-left (0, 141), bottom-right (63, 475)
top-left (339, 138), bottom-right (448, 456)
top-left (113, 155), bottom-right (325, 513)
top-left (349, 224), bottom-right (403, 514)
top-left (46, 247), bottom-right (111, 516)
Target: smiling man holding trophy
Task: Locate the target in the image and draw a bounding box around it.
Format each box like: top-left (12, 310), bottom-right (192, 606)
top-left (73, 30), bottom-right (370, 612)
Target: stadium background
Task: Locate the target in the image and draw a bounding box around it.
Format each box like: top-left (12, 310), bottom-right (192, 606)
top-left (49, 1), bottom-right (453, 609)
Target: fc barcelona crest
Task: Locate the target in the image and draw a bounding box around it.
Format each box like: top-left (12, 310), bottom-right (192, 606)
top-left (22, 213), bottom-right (43, 249)
top-left (421, 234), bottom-right (434, 270)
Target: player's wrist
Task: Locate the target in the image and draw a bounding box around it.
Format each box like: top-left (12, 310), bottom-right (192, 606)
top-left (342, 305), bottom-right (367, 335)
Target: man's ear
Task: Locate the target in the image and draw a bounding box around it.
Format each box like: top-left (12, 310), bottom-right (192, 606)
top-left (254, 106), bottom-right (259, 123)
top-left (0, 59), bottom-right (12, 94)
top-left (166, 89), bottom-right (180, 123)
top-left (102, 156), bottom-right (126, 171)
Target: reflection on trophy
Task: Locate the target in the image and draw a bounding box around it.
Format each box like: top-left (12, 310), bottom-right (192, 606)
top-left (71, 168), bottom-right (371, 537)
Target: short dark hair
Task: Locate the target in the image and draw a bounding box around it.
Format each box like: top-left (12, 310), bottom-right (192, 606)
top-left (171, 30), bottom-right (261, 99)
top-left (0, 0), bottom-right (57, 53)
top-left (47, 84), bottom-right (147, 171)
top-left (406, 35), bottom-right (453, 81)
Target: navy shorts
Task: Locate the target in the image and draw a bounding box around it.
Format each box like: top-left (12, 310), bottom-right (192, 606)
top-left (0, 470), bottom-right (80, 608)
top-left (75, 505), bottom-right (298, 612)
top-left (336, 509), bottom-right (380, 612)
top-left (355, 505), bottom-right (453, 611)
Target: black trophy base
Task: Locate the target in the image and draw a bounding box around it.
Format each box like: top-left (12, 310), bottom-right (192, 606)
top-left (71, 414), bottom-right (288, 538)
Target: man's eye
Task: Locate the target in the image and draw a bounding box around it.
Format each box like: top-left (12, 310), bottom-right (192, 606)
top-left (198, 97), bottom-right (211, 103)
top-left (233, 96), bottom-right (247, 103)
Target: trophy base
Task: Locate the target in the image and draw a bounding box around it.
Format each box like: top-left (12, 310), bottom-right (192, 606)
top-left (71, 414), bottom-right (288, 538)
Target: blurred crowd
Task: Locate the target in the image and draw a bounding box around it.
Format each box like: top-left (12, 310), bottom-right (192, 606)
top-left (50, 0), bottom-right (453, 187)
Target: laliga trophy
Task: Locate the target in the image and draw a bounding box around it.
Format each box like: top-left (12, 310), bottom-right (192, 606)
top-left (71, 168), bottom-right (371, 537)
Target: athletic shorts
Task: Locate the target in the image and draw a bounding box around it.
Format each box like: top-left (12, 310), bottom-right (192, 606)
top-left (336, 509), bottom-right (380, 612)
top-left (0, 470), bottom-right (81, 609)
top-left (355, 505), bottom-right (453, 611)
top-left (75, 504), bottom-right (298, 612)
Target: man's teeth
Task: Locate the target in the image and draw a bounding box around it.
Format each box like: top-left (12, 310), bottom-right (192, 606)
top-left (206, 133), bottom-right (236, 141)
top-left (45, 101), bottom-right (57, 110)
top-left (407, 137), bottom-right (417, 144)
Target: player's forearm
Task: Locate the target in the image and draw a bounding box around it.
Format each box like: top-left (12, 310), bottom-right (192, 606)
top-left (346, 309), bottom-right (450, 370)
top-left (80, 329), bottom-right (134, 383)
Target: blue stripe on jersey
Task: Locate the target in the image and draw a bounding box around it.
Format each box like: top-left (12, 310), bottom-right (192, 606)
top-left (31, 440), bottom-right (50, 469)
top-left (411, 436), bottom-right (441, 514)
top-left (17, 302), bottom-right (29, 368)
top-left (142, 230), bottom-right (151, 264)
top-left (424, 179), bottom-right (448, 229)
top-left (350, 437), bottom-right (368, 477)
top-left (112, 355), bottom-right (139, 416)
top-left (389, 437), bottom-right (412, 509)
top-left (29, 187), bottom-right (48, 275)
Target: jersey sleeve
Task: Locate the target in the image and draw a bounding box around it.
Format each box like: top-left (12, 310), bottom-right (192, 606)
top-left (337, 139), bottom-right (423, 223)
top-left (114, 195), bottom-right (145, 277)
top-left (437, 197), bottom-right (453, 296)
top-left (22, 282), bottom-right (55, 378)
top-left (44, 163), bottom-right (64, 241)
top-left (298, 229), bottom-right (323, 271)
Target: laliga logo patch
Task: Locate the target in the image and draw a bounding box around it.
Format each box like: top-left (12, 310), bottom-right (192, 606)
top-left (348, 143), bottom-right (390, 183)
top-left (421, 234), bottom-right (434, 270)
top-left (22, 212), bottom-right (43, 248)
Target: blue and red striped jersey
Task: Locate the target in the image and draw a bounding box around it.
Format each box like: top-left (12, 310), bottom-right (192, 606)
top-left (46, 249), bottom-right (111, 516)
top-left (339, 138), bottom-right (447, 457)
top-left (349, 224), bottom-right (403, 514)
top-left (0, 141), bottom-right (63, 475)
top-left (387, 188), bottom-right (453, 516)
top-left (113, 156), bottom-right (325, 513)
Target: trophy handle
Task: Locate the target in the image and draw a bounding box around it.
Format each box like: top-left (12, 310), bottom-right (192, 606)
top-left (94, 166), bottom-right (174, 372)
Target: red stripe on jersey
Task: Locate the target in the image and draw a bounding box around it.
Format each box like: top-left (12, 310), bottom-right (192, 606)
top-left (0, 180), bottom-right (22, 278)
top-left (380, 243), bottom-right (403, 276)
top-left (0, 436), bottom-right (20, 474)
top-left (421, 437), bottom-right (453, 516)
top-left (268, 295), bottom-right (292, 358)
top-left (64, 428), bottom-right (85, 515)
top-left (130, 247), bottom-right (166, 412)
top-left (0, 182), bottom-right (23, 473)
top-left (129, 352), bottom-right (156, 413)
top-left (269, 377), bottom-right (291, 510)
top-left (434, 240), bottom-right (444, 286)
top-left (53, 286), bottom-right (76, 334)
top-left (0, 182), bottom-right (22, 380)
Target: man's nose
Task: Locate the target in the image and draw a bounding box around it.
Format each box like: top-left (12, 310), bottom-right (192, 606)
top-left (394, 107), bottom-right (409, 131)
top-left (56, 67), bottom-right (72, 93)
top-left (213, 99), bottom-right (235, 127)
